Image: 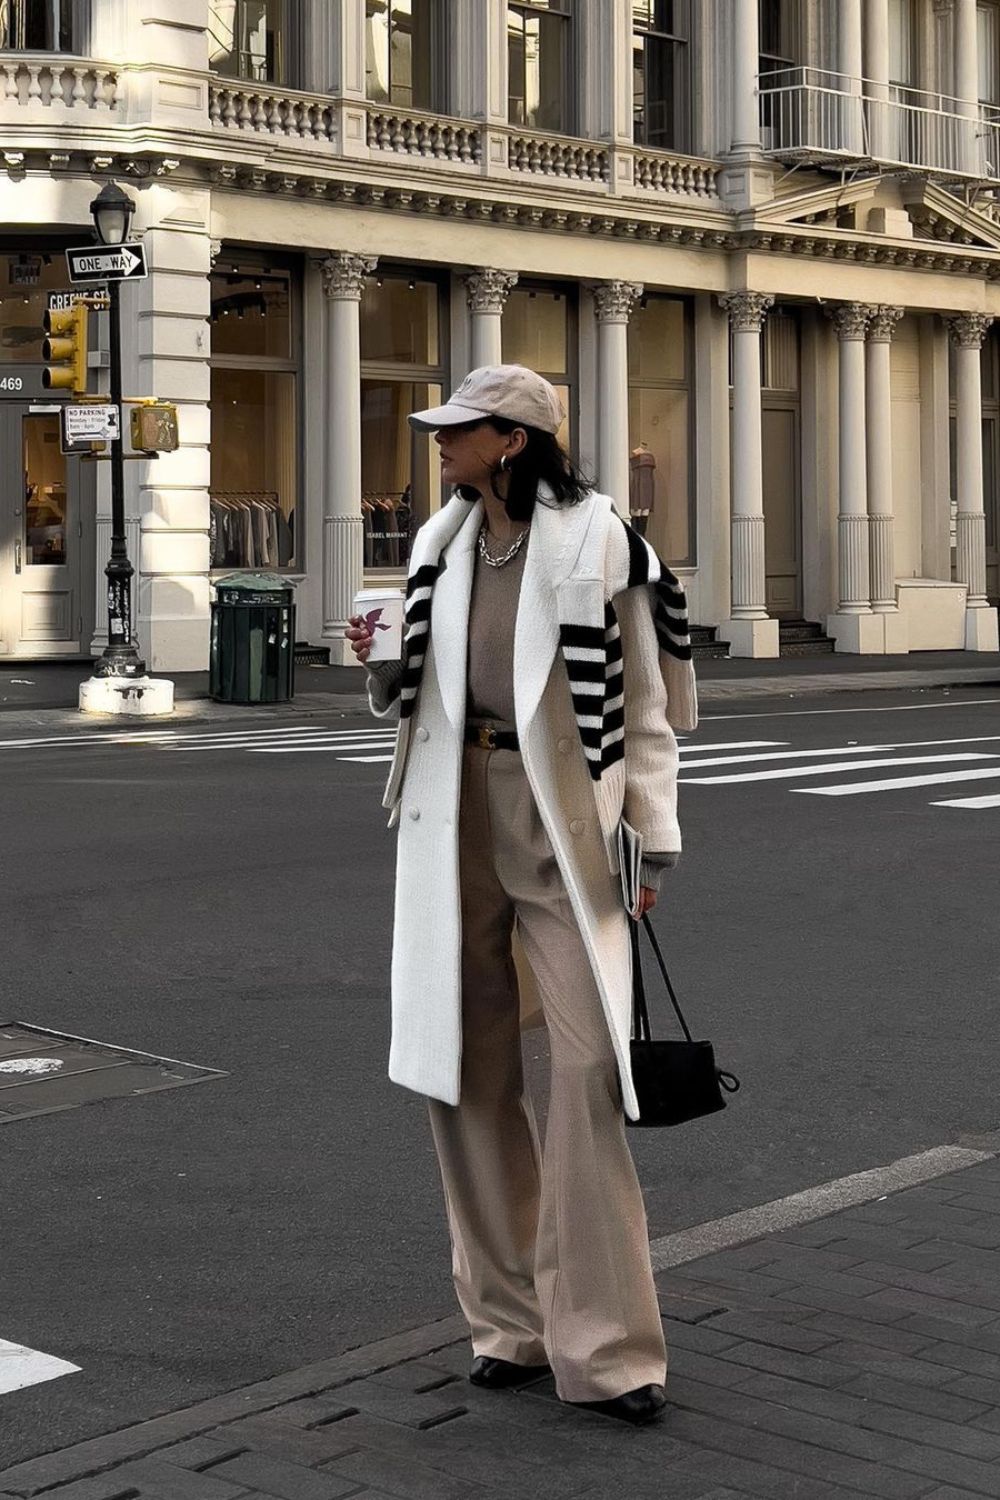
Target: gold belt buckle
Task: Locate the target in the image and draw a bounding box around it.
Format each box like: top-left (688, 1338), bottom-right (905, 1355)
top-left (478, 725), bottom-right (497, 749)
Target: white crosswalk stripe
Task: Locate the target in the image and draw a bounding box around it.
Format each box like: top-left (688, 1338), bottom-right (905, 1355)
top-left (6, 722), bottom-right (1000, 811)
top-left (0, 1337), bottom-right (79, 1395)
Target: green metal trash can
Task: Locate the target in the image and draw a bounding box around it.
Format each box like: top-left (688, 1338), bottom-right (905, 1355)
top-left (210, 572), bottom-right (296, 704)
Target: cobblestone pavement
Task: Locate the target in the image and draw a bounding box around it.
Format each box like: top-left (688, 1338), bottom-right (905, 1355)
top-left (5, 1158), bottom-right (1000, 1500)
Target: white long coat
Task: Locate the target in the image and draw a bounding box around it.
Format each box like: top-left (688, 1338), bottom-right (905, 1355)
top-left (371, 489), bottom-right (682, 1122)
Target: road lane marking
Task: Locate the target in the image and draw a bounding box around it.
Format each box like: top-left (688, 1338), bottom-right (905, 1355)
top-left (703, 697), bottom-right (1000, 722)
top-left (249, 745), bottom-right (393, 756)
top-left (678, 740), bottom-right (788, 753)
top-left (799, 765), bottom-right (1000, 795)
top-left (681, 753), bottom-right (996, 784)
top-left (335, 754), bottom-right (394, 763)
top-left (0, 1338), bottom-right (79, 1395)
top-left (930, 793), bottom-right (1000, 808)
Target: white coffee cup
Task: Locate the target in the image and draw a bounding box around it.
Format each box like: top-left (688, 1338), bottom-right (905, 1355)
top-left (354, 587), bottom-right (405, 662)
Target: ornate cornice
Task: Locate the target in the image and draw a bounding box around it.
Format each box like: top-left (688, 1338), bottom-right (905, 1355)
top-left (320, 252), bottom-right (377, 301)
top-left (829, 302), bottom-right (872, 341)
top-left (463, 268), bottom-right (518, 315)
top-left (594, 280), bottom-right (643, 323)
top-left (947, 313), bottom-right (995, 349)
top-left (867, 305), bottom-right (905, 343)
top-left (718, 291), bottom-right (774, 333)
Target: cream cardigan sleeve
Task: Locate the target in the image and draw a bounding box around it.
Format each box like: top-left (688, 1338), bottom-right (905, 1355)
top-left (615, 584), bottom-right (682, 859)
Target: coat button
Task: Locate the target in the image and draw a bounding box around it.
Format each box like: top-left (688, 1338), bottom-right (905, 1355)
top-left (416, 726), bottom-right (429, 742)
top-left (569, 818), bottom-right (585, 835)
top-left (558, 737), bottom-right (572, 754)
top-left (409, 807), bottom-right (420, 821)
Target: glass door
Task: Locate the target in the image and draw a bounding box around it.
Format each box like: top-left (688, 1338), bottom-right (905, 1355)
top-left (0, 406), bottom-right (81, 655)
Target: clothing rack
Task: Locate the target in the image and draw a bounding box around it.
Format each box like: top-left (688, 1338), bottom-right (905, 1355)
top-left (363, 489), bottom-right (412, 569)
top-left (210, 489), bottom-right (294, 569)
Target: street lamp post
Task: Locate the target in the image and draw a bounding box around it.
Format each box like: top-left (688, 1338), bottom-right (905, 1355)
top-left (91, 181), bottom-right (146, 679)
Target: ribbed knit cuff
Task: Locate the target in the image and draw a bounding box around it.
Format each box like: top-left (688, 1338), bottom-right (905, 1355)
top-left (639, 851), bottom-right (679, 893)
top-left (366, 659), bottom-right (403, 716)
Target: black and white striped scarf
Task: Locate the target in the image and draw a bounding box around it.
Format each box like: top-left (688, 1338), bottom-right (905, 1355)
top-left (559, 516), bottom-right (695, 781)
top-left (399, 512), bottom-right (697, 763)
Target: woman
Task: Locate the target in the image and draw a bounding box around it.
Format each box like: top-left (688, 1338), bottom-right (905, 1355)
top-left (346, 364), bottom-right (696, 1425)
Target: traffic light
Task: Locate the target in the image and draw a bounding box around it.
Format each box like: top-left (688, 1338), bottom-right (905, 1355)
top-left (42, 304), bottom-right (89, 394)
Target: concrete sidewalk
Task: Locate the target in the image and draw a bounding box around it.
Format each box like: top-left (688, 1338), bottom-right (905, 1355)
top-left (5, 1149), bottom-right (1000, 1499)
top-left (1, 650), bottom-right (999, 722)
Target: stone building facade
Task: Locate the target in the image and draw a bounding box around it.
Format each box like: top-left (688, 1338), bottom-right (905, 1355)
top-left (1, 0), bottom-right (999, 668)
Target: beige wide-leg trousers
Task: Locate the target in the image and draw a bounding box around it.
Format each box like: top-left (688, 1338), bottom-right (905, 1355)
top-left (427, 743), bottom-right (667, 1403)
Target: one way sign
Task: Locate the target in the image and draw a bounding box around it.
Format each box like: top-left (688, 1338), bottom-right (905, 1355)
top-left (65, 243), bottom-right (148, 283)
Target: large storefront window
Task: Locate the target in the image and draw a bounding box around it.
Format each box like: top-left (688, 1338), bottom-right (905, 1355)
top-left (0, 0), bottom-right (72, 49)
top-left (360, 271), bottom-right (445, 573)
top-left (502, 284), bottom-right (573, 450)
top-left (627, 294), bottom-right (693, 565)
top-left (210, 257), bottom-right (299, 569)
top-left (508, 1), bottom-right (572, 133)
top-left (632, 1), bottom-right (690, 151)
top-left (209, 1), bottom-right (286, 83)
top-left (365, 0), bottom-right (444, 111)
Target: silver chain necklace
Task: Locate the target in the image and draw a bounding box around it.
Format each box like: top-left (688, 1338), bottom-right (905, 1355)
top-left (478, 523), bottom-right (529, 569)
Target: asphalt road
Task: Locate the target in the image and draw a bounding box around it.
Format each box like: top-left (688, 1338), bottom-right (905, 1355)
top-left (2, 686), bottom-right (999, 1465)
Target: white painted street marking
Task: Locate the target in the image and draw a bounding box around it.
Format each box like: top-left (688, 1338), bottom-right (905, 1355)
top-left (681, 733), bottom-right (1000, 769)
top-left (0, 1057), bottom-right (62, 1075)
top-left (336, 754), bottom-right (394, 764)
top-left (703, 697), bottom-right (1000, 721)
top-left (681, 753), bottom-right (995, 785)
top-left (930, 793), bottom-right (1000, 808)
top-left (799, 765), bottom-right (1000, 795)
top-left (249, 745), bottom-right (393, 756)
top-left (0, 1338), bottom-right (79, 1395)
top-left (678, 740), bottom-right (788, 754)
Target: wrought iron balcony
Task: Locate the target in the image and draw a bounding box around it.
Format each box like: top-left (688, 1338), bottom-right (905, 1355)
top-left (758, 67), bottom-right (1000, 182)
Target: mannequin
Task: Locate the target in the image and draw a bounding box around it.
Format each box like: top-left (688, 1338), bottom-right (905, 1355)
top-left (629, 441), bottom-right (656, 538)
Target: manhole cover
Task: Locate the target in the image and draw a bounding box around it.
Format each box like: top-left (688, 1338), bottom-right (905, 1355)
top-left (0, 1023), bottom-right (226, 1123)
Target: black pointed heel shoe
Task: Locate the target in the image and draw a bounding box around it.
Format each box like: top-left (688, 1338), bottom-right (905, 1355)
top-left (469, 1355), bottom-right (552, 1389)
top-left (570, 1382), bottom-right (667, 1425)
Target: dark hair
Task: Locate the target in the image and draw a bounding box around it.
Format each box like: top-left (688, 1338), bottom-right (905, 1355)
top-left (457, 418), bottom-right (592, 522)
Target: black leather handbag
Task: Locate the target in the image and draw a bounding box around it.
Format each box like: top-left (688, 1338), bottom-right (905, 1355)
top-left (626, 916), bottom-right (740, 1129)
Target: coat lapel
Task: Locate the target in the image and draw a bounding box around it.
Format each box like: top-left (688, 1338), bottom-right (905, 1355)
top-left (430, 497), bottom-right (482, 731)
top-left (514, 488), bottom-right (607, 738)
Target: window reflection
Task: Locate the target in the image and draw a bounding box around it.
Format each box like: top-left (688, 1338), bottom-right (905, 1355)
top-left (632, 1), bottom-right (690, 151)
top-left (24, 415), bottom-right (66, 566)
top-left (0, 0), bottom-right (72, 49)
top-left (361, 380), bottom-right (443, 568)
top-left (627, 295), bottom-right (693, 565)
top-left (209, 0), bottom-right (285, 84)
top-left (365, 0), bottom-right (440, 111)
top-left (507, 1), bottom-right (571, 133)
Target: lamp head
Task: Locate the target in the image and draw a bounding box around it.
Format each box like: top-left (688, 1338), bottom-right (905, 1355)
top-left (90, 181), bottom-right (135, 247)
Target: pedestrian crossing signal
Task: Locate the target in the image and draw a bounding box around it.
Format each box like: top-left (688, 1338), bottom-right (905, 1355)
top-left (42, 304), bottom-right (89, 394)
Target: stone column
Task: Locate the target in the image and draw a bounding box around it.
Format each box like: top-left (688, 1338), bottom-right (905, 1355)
top-left (839, 0), bottom-right (865, 153)
top-left (864, 0), bottom-right (891, 161)
top-left (463, 269), bottom-right (518, 368)
top-left (828, 303), bottom-right (880, 653)
top-left (865, 306), bottom-right (909, 653)
top-left (321, 252), bottom-right (377, 666)
top-left (947, 314), bottom-right (1000, 650)
top-left (954, 0), bottom-right (981, 174)
top-left (594, 280), bottom-right (643, 518)
top-left (719, 292), bottom-right (779, 659)
top-left (731, 0), bottom-right (761, 153)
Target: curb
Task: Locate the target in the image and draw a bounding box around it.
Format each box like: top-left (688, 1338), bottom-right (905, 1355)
top-left (0, 1316), bottom-right (466, 1495)
top-left (0, 669), bottom-right (997, 734)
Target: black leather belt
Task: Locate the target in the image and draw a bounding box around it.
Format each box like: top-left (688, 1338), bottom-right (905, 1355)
top-left (465, 724), bottom-right (520, 752)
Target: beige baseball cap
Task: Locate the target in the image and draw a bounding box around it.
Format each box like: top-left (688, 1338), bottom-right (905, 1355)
top-left (408, 364), bottom-right (565, 435)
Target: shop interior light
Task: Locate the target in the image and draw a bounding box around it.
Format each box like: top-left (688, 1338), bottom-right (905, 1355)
top-left (90, 180), bottom-right (136, 246)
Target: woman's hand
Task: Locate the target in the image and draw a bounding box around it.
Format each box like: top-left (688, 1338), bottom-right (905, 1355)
top-left (345, 614), bottom-right (373, 665)
top-left (634, 886), bottom-right (657, 920)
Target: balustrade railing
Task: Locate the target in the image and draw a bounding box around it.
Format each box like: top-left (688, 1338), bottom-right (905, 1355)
top-left (758, 67), bottom-right (1000, 181)
top-left (367, 108), bottom-right (480, 164)
top-left (0, 57), bottom-right (118, 110)
top-left (208, 82), bottom-right (336, 144)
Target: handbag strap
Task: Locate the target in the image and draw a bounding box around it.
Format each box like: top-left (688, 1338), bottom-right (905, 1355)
top-left (630, 915), bottom-right (694, 1043)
